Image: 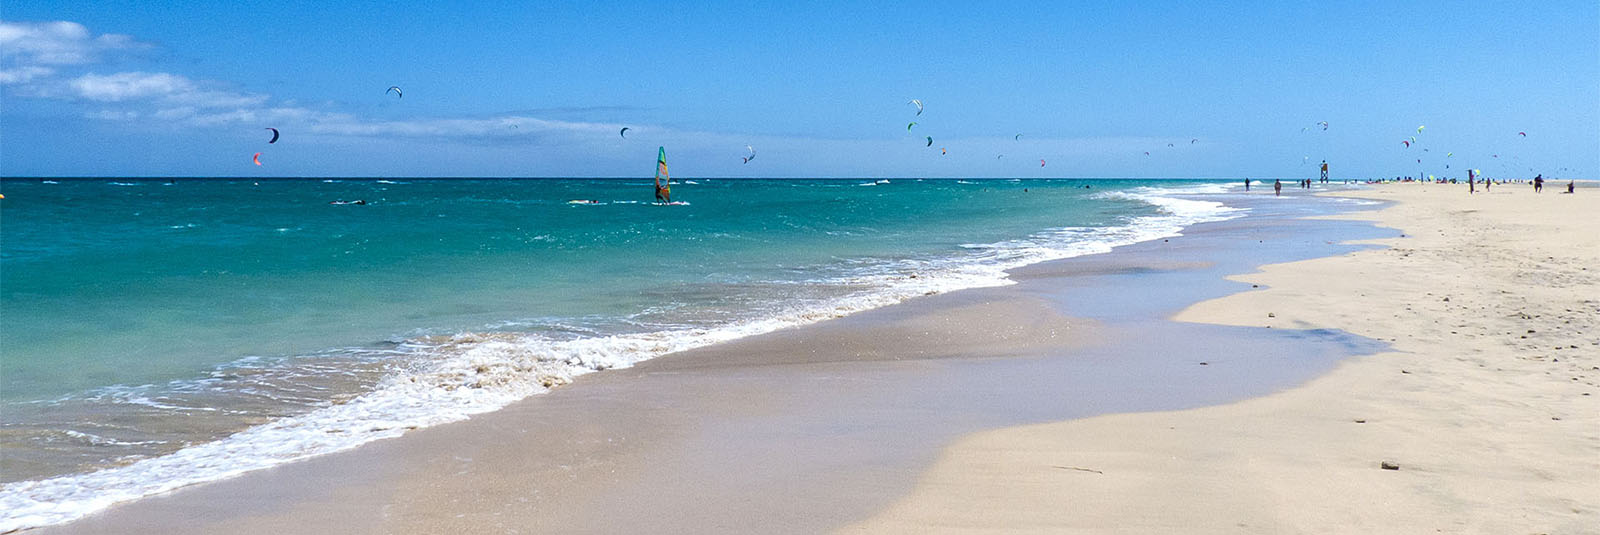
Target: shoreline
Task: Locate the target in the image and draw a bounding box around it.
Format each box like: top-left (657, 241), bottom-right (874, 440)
top-left (31, 187), bottom-right (1397, 534)
top-left (847, 183), bottom-right (1599, 533)
top-left (1, 180), bottom-right (1245, 531)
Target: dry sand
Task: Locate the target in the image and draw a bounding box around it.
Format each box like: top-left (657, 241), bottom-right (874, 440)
top-left (847, 183), bottom-right (1600, 534)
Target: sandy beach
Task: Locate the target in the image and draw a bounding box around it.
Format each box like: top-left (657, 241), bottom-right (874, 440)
top-left (848, 182), bottom-right (1599, 533)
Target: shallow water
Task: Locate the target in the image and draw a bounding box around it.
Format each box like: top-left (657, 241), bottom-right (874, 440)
top-left (0, 177), bottom-right (1244, 530)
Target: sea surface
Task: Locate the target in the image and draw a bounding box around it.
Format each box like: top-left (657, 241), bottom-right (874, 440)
top-left (0, 177), bottom-right (1243, 529)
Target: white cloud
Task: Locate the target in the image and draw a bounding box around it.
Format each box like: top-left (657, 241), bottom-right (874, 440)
top-left (0, 21), bottom-right (146, 66)
top-left (0, 65), bottom-right (53, 84)
top-left (85, 109), bottom-right (139, 121)
top-left (5, 21), bottom-right (631, 150)
top-left (71, 71), bottom-right (193, 101)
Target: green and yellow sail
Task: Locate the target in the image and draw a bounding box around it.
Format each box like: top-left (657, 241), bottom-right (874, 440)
top-left (654, 146), bottom-right (670, 201)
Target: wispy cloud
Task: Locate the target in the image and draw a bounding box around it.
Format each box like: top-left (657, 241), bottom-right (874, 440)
top-left (0, 65), bottom-right (53, 84)
top-left (3, 20), bottom-right (701, 160)
top-left (0, 20), bottom-right (147, 69)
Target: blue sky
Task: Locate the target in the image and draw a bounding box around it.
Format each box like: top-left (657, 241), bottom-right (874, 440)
top-left (2, 1), bottom-right (1596, 178)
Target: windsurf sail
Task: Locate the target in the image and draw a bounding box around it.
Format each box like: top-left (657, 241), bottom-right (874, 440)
top-left (654, 146), bottom-right (671, 202)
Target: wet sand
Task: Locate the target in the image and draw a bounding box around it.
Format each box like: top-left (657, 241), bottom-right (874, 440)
top-left (41, 190), bottom-right (1391, 534)
top-left (848, 182), bottom-right (1599, 534)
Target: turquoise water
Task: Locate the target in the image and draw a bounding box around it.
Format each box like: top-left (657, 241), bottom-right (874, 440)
top-left (0, 177), bottom-right (1239, 528)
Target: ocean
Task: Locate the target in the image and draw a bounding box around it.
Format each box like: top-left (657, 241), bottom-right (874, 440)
top-left (0, 177), bottom-right (1242, 529)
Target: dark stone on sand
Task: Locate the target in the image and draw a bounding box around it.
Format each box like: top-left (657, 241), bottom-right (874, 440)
top-left (1380, 461), bottom-right (1400, 470)
top-left (1267, 312), bottom-right (1276, 318)
top-left (1199, 362), bottom-right (1209, 366)
top-left (1354, 419), bottom-right (1366, 423)
top-left (1442, 297), bottom-right (1449, 302)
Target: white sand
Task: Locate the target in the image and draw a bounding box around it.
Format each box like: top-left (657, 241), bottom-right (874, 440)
top-left (846, 183), bottom-right (1600, 534)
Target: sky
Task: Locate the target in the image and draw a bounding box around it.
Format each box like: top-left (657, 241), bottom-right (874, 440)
top-left (2, 1), bottom-right (1596, 179)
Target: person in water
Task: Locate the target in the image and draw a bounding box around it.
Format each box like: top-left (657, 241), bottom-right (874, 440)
top-left (1273, 179), bottom-right (1282, 197)
top-left (1244, 177), bottom-right (1251, 191)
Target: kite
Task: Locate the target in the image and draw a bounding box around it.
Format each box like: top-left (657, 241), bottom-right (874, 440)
top-left (1143, 151), bottom-right (1150, 156)
top-left (926, 136), bottom-right (933, 147)
top-left (941, 147), bottom-right (947, 155)
top-left (907, 122), bottom-right (916, 131)
top-left (252, 152), bottom-right (262, 166)
top-left (1040, 159), bottom-right (1046, 167)
top-left (386, 86), bottom-right (402, 98)
top-left (1190, 138), bottom-right (1198, 144)
top-left (1401, 140), bottom-right (1411, 147)
top-left (1518, 131), bottom-right (1526, 137)
top-left (1014, 134), bottom-right (1022, 141)
top-left (619, 127), bottom-right (630, 138)
top-left (1318, 121), bottom-right (1329, 130)
top-left (265, 127), bottom-right (279, 144)
top-left (742, 145), bottom-right (756, 164)
top-left (908, 99), bottom-right (923, 116)
top-left (1447, 152), bottom-right (1453, 157)
top-left (1417, 125), bottom-right (1425, 133)
top-left (1167, 143), bottom-right (1174, 147)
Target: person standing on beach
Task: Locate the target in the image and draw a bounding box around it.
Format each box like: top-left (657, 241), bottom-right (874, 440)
top-left (1534, 174), bottom-right (1544, 193)
top-left (1567, 181), bottom-right (1575, 194)
top-left (1320, 160), bottom-right (1329, 183)
top-left (1468, 169), bottom-right (1476, 194)
top-left (1273, 179), bottom-right (1282, 196)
